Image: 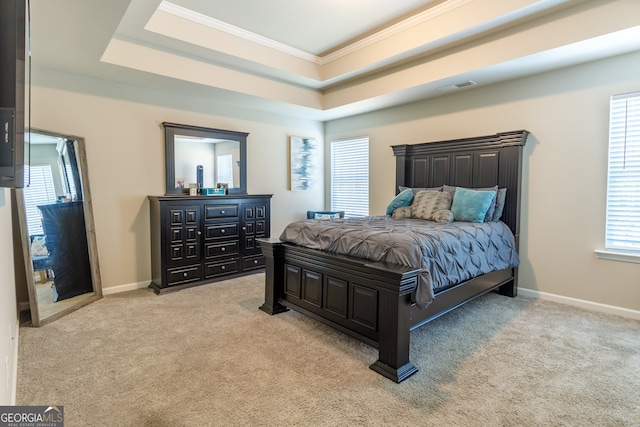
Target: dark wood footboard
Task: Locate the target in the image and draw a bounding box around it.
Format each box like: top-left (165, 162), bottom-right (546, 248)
top-left (259, 238), bottom-right (421, 382)
top-left (258, 238), bottom-right (517, 383)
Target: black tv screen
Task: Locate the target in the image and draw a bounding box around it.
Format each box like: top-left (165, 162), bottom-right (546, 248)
top-left (0, 0), bottom-right (26, 188)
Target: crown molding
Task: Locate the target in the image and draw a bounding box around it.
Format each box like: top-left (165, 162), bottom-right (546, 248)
top-left (157, 0), bottom-right (472, 66)
top-left (320, 0), bottom-right (472, 65)
top-left (157, 1), bottom-right (320, 63)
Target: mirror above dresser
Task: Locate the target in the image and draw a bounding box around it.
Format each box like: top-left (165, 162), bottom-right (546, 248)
top-left (163, 122), bottom-right (247, 195)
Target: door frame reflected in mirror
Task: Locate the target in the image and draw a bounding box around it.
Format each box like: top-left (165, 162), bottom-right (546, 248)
top-left (163, 122), bottom-right (248, 195)
top-left (15, 129), bottom-right (102, 327)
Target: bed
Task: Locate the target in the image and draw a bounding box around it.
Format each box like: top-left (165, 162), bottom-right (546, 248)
top-left (258, 130), bottom-right (529, 383)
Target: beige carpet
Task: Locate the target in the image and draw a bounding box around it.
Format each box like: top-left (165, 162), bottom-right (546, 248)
top-left (17, 273), bottom-right (640, 426)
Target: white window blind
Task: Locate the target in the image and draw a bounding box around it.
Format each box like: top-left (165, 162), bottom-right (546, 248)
top-left (23, 165), bottom-right (57, 235)
top-left (605, 91), bottom-right (640, 252)
top-left (330, 137), bottom-right (369, 217)
top-left (217, 154), bottom-right (234, 187)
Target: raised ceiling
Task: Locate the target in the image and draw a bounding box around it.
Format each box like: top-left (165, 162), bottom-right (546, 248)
top-left (29, 0), bottom-right (640, 120)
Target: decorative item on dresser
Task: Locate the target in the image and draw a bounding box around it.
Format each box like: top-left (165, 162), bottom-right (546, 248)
top-left (148, 194), bottom-right (272, 294)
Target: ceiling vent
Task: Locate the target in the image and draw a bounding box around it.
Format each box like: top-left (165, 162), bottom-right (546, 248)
top-left (437, 80), bottom-right (477, 92)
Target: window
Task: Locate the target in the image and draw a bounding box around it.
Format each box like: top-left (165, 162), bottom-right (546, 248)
top-left (23, 165), bottom-right (58, 235)
top-left (602, 91), bottom-right (640, 257)
top-left (330, 137), bottom-right (369, 216)
top-left (216, 154), bottom-right (234, 187)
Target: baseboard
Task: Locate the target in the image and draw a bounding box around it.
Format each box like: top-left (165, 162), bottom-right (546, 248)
top-left (11, 323), bottom-right (19, 405)
top-left (101, 281), bottom-right (150, 296)
top-left (518, 287), bottom-right (640, 320)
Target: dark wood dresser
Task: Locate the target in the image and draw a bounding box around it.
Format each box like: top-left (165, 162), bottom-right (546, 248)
top-left (148, 194), bottom-right (272, 294)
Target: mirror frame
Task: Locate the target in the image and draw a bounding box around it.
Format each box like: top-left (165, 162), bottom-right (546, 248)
top-left (163, 122), bottom-right (248, 195)
top-left (15, 129), bottom-right (102, 327)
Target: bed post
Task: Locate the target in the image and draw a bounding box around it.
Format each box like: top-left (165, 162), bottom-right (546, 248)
top-left (258, 238), bottom-right (289, 315)
top-left (495, 130), bottom-right (528, 298)
top-left (369, 277), bottom-right (419, 383)
top-left (369, 292), bottom-right (418, 383)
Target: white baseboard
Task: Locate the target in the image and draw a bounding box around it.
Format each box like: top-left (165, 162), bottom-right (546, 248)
top-left (518, 287), bottom-right (640, 320)
top-left (11, 323), bottom-right (19, 405)
top-left (101, 281), bottom-right (150, 295)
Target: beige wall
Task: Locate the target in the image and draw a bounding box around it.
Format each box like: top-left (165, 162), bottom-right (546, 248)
top-left (19, 50), bottom-right (640, 315)
top-left (26, 68), bottom-right (324, 292)
top-left (326, 50), bottom-right (640, 313)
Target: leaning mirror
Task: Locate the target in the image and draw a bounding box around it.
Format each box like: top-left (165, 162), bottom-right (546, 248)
top-left (15, 129), bottom-right (102, 327)
top-left (163, 122), bottom-right (248, 195)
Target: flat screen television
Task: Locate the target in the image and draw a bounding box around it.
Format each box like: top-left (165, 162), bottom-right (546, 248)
top-left (0, 0), bottom-right (26, 188)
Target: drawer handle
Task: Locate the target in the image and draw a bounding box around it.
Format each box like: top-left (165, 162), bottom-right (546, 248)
top-left (221, 247), bottom-right (226, 252)
top-left (221, 266), bottom-right (226, 270)
top-left (183, 272), bottom-right (188, 277)
top-left (197, 231), bottom-right (202, 235)
top-left (221, 210), bottom-right (225, 214)
top-left (221, 229), bottom-right (225, 234)
top-left (254, 260), bottom-right (259, 264)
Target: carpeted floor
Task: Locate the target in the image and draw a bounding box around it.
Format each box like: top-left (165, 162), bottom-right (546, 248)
top-left (17, 273), bottom-right (640, 426)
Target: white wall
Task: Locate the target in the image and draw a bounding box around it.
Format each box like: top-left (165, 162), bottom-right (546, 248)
top-left (0, 189), bottom-right (18, 404)
top-left (28, 68), bottom-right (325, 292)
top-left (325, 50), bottom-right (640, 313)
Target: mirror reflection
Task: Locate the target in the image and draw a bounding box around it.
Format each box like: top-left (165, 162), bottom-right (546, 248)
top-left (174, 135), bottom-right (240, 190)
top-left (17, 130), bottom-right (101, 327)
top-left (163, 122), bottom-right (248, 195)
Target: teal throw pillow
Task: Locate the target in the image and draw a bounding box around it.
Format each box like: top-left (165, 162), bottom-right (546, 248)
top-left (386, 188), bottom-right (414, 215)
top-left (450, 187), bottom-right (496, 223)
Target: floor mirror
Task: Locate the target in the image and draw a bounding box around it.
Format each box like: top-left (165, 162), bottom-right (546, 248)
top-left (15, 129), bottom-right (102, 327)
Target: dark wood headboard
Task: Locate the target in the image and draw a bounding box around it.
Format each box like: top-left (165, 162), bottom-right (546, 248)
top-left (391, 130), bottom-right (529, 247)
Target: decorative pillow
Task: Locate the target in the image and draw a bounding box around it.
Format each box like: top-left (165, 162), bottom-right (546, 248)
top-left (489, 188), bottom-right (507, 221)
top-left (444, 184), bottom-right (498, 222)
top-left (385, 188), bottom-right (414, 215)
top-left (30, 235), bottom-right (48, 256)
top-left (432, 209), bottom-right (454, 223)
top-left (411, 190), bottom-right (453, 221)
top-left (391, 206), bottom-right (412, 219)
top-left (314, 212), bottom-right (341, 220)
top-left (399, 185), bottom-right (442, 195)
top-left (450, 187), bottom-right (496, 223)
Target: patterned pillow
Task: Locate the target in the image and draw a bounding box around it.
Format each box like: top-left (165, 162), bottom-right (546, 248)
top-left (30, 235), bottom-right (49, 256)
top-left (432, 209), bottom-right (454, 223)
top-left (391, 206), bottom-right (412, 219)
top-left (411, 190), bottom-right (452, 221)
top-left (314, 212), bottom-right (341, 220)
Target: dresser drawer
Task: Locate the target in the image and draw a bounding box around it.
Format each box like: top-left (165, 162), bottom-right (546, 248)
top-left (205, 240), bottom-right (239, 258)
top-left (205, 259), bottom-right (239, 278)
top-left (167, 264), bottom-right (202, 286)
top-left (242, 255), bottom-right (265, 271)
top-left (204, 205), bottom-right (238, 220)
top-left (205, 223), bottom-right (239, 239)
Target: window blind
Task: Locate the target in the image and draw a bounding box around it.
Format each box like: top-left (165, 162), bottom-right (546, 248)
top-left (330, 137), bottom-right (369, 217)
top-left (605, 91), bottom-right (640, 251)
top-left (23, 165), bottom-right (57, 235)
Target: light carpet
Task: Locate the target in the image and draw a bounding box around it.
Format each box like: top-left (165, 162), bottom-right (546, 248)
top-left (17, 273), bottom-right (640, 426)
